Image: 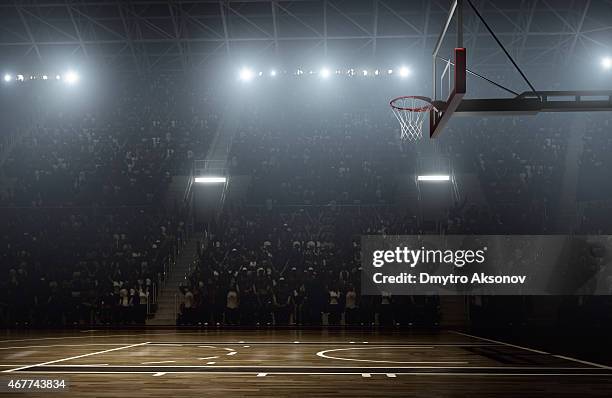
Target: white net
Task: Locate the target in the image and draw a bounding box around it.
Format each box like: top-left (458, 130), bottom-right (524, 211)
top-left (390, 97), bottom-right (434, 142)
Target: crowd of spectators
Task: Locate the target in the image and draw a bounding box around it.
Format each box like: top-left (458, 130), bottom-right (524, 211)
top-left (1, 75), bottom-right (219, 207)
top-left (578, 114), bottom-right (612, 203)
top-left (179, 88), bottom-right (611, 327)
top-left (2, 76), bottom-right (612, 328)
top-left (440, 114), bottom-right (570, 233)
top-left (179, 205), bottom-right (439, 327)
top-left (0, 75), bottom-right (216, 327)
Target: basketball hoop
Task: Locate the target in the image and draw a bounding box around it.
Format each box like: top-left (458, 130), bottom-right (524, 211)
top-left (390, 96), bottom-right (436, 142)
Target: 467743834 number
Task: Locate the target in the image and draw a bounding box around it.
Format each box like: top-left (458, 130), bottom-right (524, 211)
top-left (2, 378), bottom-right (69, 392)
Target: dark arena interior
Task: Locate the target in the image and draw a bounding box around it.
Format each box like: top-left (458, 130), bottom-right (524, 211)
top-left (1, 0), bottom-right (612, 396)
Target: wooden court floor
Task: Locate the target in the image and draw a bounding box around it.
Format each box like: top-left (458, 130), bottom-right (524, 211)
top-left (1, 329), bottom-right (611, 397)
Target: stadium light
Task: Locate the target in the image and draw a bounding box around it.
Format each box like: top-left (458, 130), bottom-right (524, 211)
top-left (239, 67), bottom-right (254, 82)
top-left (362, 70), bottom-right (368, 76)
top-left (3, 74), bottom-right (11, 82)
top-left (65, 70), bottom-right (79, 84)
top-left (388, 69), bottom-right (393, 75)
top-left (42, 75), bottom-right (48, 80)
top-left (195, 177), bottom-right (227, 184)
top-left (320, 68), bottom-right (331, 78)
top-left (399, 66), bottom-right (411, 78)
top-left (270, 69), bottom-right (277, 77)
top-left (17, 74), bottom-right (24, 82)
top-left (55, 74), bottom-right (61, 80)
top-left (603, 57), bottom-right (612, 70)
top-left (417, 175), bottom-right (450, 182)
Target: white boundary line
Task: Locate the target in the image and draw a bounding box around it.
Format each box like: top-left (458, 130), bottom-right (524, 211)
top-left (451, 331), bottom-right (550, 355)
top-left (142, 361), bottom-right (176, 365)
top-left (9, 371), bottom-right (612, 376)
top-left (0, 334), bottom-right (162, 344)
top-left (451, 331), bottom-right (612, 370)
top-left (0, 343), bottom-right (131, 350)
top-left (553, 355), bottom-right (612, 370)
top-left (10, 365), bottom-right (600, 369)
top-left (2, 342), bottom-right (149, 373)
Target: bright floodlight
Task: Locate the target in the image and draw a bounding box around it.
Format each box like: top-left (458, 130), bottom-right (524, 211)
top-left (3, 74), bottom-right (11, 82)
top-left (55, 74), bottom-right (61, 80)
top-left (388, 69), bottom-right (393, 75)
top-left (42, 75), bottom-right (48, 80)
top-left (65, 70), bottom-right (79, 84)
top-left (17, 74), bottom-right (24, 81)
top-left (195, 176), bottom-right (227, 183)
top-left (270, 69), bottom-right (277, 77)
top-left (362, 70), bottom-right (368, 76)
top-left (239, 67), bottom-right (254, 82)
top-left (320, 68), bottom-right (331, 78)
top-left (603, 57), bottom-right (612, 70)
top-left (417, 175), bottom-right (450, 182)
top-left (399, 66), bottom-right (411, 77)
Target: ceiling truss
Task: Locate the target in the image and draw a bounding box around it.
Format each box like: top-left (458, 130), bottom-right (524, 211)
top-left (0, 0), bottom-right (609, 72)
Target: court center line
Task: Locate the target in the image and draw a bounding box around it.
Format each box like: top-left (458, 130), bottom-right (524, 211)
top-left (2, 342), bottom-right (150, 373)
top-left (451, 331), bottom-right (612, 370)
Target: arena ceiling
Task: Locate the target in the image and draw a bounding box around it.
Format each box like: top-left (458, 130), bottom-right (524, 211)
top-left (0, 0), bottom-right (610, 73)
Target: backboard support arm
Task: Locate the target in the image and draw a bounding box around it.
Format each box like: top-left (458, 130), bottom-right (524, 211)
top-left (451, 91), bottom-right (612, 115)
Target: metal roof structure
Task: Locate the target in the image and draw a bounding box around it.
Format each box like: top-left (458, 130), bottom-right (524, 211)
top-left (0, 0), bottom-right (610, 72)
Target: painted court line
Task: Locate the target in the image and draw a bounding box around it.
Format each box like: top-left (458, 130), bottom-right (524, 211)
top-left (316, 346), bottom-right (467, 365)
top-left (0, 343), bottom-right (130, 350)
top-left (10, 371), bottom-right (612, 376)
top-left (144, 341), bottom-right (496, 346)
top-left (2, 342), bottom-right (149, 373)
top-left (142, 361), bottom-right (176, 365)
top-left (19, 365), bottom-right (605, 370)
top-left (452, 331), bottom-right (612, 370)
top-left (451, 331), bottom-right (551, 355)
top-left (554, 355), bottom-right (612, 370)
